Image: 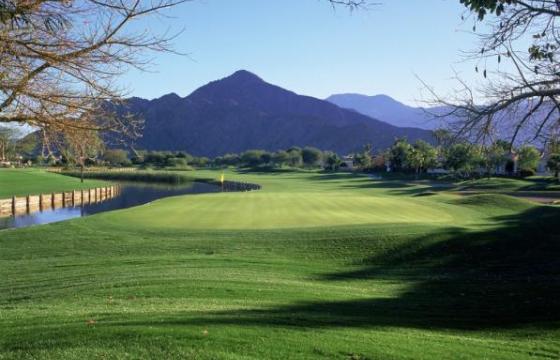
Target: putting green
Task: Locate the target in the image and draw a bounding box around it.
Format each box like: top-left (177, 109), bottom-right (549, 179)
top-left (106, 191), bottom-right (457, 230)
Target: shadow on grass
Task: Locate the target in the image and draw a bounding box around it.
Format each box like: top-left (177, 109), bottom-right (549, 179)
top-left (110, 206), bottom-right (559, 332)
top-left (1, 209), bottom-right (559, 357)
top-left (340, 179), bottom-right (447, 197)
top-left (236, 167), bottom-right (303, 175)
top-left (305, 172), bottom-right (365, 182)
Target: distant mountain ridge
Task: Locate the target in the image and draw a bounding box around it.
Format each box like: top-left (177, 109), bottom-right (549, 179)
top-left (326, 93), bottom-right (446, 130)
top-left (326, 93), bottom-right (555, 145)
top-left (115, 70), bottom-right (433, 157)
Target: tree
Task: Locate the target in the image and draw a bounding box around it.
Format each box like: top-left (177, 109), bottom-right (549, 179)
top-left (221, 153), bottom-right (241, 167)
top-left (241, 150), bottom-right (266, 167)
top-left (324, 151), bottom-right (342, 171)
top-left (483, 140), bottom-right (510, 176)
top-left (434, 1), bottom-right (560, 144)
top-left (166, 157), bottom-right (188, 168)
top-left (260, 152), bottom-right (273, 166)
top-left (547, 153), bottom-right (560, 180)
top-left (302, 146), bottom-right (323, 167)
top-left (62, 130), bottom-right (103, 182)
top-left (0, 126), bottom-right (17, 161)
top-left (272, 151), bottom-right (290, 167)
top-left (353, 144), bottom-right (373, 170)
top-left (287, 148), bottom-right (303, 167)
top-left (517, 145), bottom-right (541, 176)
top-left (191, 156), bottom-right (209, 168)
top-left (433, 128), bottom-right (453, 149)
top-left (444, 143), bottom-right (482, 177)
top-left (0, 0), bottom-right (187, 149)
top-left (103, 149), bottom-right (130, 167)
top-left (408, 140), bottom-right (438, 177)
top-left (388, 139), bottom-right (412, 172)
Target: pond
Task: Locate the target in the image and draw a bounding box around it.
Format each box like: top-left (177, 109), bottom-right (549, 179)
top-left (0, 181), bottom-right (220, 230)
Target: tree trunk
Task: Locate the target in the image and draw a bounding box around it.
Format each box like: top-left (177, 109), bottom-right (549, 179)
top-left (80, 164), bottom-right (84, 183)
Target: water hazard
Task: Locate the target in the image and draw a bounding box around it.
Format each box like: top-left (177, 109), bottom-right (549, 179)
top-left (0, 181), bottom-right (220, 230)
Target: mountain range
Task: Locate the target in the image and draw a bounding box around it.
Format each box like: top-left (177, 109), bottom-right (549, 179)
top-left (116, 70), bottom-right (433, 157)
top-left (326, 93), bottom-right (558, 146)
top-left (325, 93), bottom-right (446, 130)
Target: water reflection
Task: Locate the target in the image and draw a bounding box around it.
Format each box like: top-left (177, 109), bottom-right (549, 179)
top-left (0, 181), bottom-right (219, 230)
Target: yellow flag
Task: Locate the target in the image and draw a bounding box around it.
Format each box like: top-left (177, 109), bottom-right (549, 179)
top-left (220, 173), bottom-right (225, 184)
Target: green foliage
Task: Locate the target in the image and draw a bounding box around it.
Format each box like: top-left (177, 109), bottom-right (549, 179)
top-left (103, 149), bottom-right (131, 167)
top-left (136, 151), bottom-right (206, 169)
top-left (166, 157), bottom-right (188, 168)
top-left (444, 143), bottom-right (483, 176)
top-left (482, 140), bottom-right (510, 175)
top-left (214, 153), bottom-right (241, 167)
top-left (286, 148), bottom-right (303, 167)
top-left (353, 144), bottom-right (373, 170)
top-left (408, 140), bottom-right (438, 174)
top-left (323, 151), bottom-right (342, 171)
top-left (459, 0), bottom-right (513, 20)
top-left (190, 156), bottom-right (209, 167)
top-left (272, 150), bottom-right (290, 167)
top-left (0, 126), bottom-right (18, 161)
top-left (388, 139), bottom-right (413, 172)
top-left (517, 145), bottom-right (540, 175)
top-left (301, 146), bottom-right (323, 167)
top-left (547, 153), bottom-right (560, 179)
top-left (241, 149), bottom-right (267, 167)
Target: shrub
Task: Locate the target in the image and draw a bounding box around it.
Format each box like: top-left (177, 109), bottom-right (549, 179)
top-left (519, 169), bottom-right (536, 178)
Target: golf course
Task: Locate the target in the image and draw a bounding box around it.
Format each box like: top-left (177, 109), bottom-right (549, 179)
top-left (0, 169), bottom-right (559, 359)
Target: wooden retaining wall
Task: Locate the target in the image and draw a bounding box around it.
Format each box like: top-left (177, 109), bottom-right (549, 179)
top-left (0, 185), bottom-right (119, 218)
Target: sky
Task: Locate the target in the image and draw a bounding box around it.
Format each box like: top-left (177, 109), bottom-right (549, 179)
top-left (121, 0), bottom-right (487, 106)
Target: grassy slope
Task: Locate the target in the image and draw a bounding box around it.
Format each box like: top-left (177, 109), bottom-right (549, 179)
top-left (0, 169), bottom-right (559, 359)
top-left (0, 169), bottom-right (107, 198)
top-left (458, 176), bottom-right (560, 191)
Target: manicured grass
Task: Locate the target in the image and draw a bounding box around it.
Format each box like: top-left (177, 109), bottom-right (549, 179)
top-left (0, 169), bottom-right (108, 198)
top-left (0, 169), bottom-right (559, 359)
top-left (458, 176), bottom-right (560, 191)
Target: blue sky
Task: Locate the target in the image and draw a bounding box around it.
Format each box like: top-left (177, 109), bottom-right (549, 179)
top-left (122, 0), bottom-right (485, 106)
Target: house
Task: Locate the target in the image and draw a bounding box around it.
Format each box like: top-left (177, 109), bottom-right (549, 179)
top-left (342, 155), bottom-right (354, 171)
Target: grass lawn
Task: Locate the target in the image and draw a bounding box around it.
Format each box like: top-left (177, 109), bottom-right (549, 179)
top-left (457, 176), bottom-right (560, 191)
top-left (0, 169), bottom-right (559, 359)
top-left (0, 169), bottom-right (108, 198)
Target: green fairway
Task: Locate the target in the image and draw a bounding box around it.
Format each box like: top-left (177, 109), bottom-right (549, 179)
top-left (457, 176), bottom-right (560, 191)
top-left (0, 169), bottom-right (559, 359)
top-left (0, 169), bottom-right (107, 198)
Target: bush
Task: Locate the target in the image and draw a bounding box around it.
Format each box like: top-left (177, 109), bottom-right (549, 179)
top-left (519, 169), bottom-right (536, 178)
top-left (166, 157), bottom-right (188, 168)
top-left (103, 149), bottom-right (131, 167)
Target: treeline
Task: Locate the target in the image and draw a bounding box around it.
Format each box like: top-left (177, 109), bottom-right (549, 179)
top-left (355, 138), bottom-right (553, 178)
top-left (5, 126), bottom-right (559, 180)
top-left (121, 146), bottom-right (343, 171)
top-left (212, 147), bottom-right (342, 171)
top-left (114, 139), bottom-right (557, 178)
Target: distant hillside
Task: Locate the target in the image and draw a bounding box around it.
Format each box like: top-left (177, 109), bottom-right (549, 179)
top-left (114, 70), bottom-right (433, 157)
top-left (326, 93), bottom-right (446, 130)
top-left (326, 93), bottom-right (556, 144)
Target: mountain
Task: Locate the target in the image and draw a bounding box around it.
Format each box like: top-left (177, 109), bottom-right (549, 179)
top-left (326, 93), bottom-right (446, 130)
top-left (117, 70), bottom-right (433, 157)
top-left (327, 93), bottom-right (560, 145)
